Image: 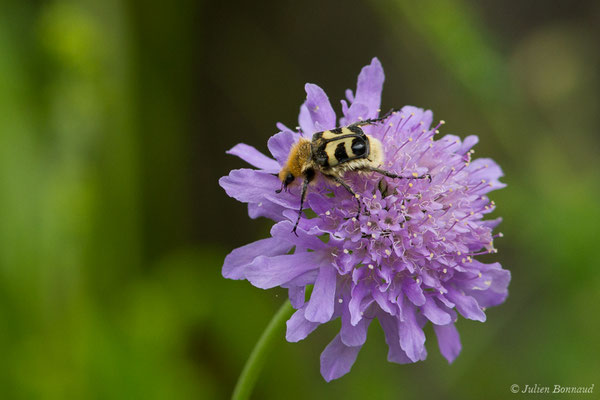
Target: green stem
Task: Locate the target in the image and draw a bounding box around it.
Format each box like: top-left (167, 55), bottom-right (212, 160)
top-left (231, 300), bottom-right (294, 400)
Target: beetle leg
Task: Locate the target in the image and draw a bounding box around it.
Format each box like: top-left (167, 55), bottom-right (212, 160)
top-left (324, 174), bottom-right (361, 219)
top-left (292, 176), bottom-right (311, 236)
top-left (349, 108), bottom-right (400, 128)
top-left (367, 167), bottom-right (431, 183)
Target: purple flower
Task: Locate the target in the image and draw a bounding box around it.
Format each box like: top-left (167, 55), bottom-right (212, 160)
top-left (220, 58), bottom-right (510, 381)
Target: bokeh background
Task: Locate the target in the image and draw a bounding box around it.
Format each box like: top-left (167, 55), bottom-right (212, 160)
top-left (1, 0), bottom-right (599, 399)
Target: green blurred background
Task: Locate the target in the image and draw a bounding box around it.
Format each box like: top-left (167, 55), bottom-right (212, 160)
top-left (1, 0), bottom-right (599, 399)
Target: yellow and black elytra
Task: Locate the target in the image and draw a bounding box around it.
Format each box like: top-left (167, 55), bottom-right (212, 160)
top-left (276, 109), bottom-right (431, 234)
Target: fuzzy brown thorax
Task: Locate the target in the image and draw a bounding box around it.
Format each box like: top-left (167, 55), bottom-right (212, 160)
top-left (278, 139), bottom-right (312, 182)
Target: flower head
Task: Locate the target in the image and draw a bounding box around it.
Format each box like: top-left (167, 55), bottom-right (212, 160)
top-left (220, 58), bottom-right (510, 381)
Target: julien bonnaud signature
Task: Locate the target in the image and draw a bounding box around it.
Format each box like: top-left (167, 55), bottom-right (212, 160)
top-left (511, 384), bottom-right (595, 394)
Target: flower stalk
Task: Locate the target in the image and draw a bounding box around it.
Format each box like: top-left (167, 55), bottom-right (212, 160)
top-left (232, 300), bottom-right (294, 400)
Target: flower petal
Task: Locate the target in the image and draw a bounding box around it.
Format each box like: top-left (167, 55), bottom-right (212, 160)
top-left (421, 296), bottom-right (452, 325)
top-left (248, 201), bottom-right (287, 221)
top-left (220, 169), bottom-right (299, 211)
top-left (341, 103), bottom-right (369, 127)
top-left (463, 265), bottom-right (511, 308)
top-left (446, 287), bottom-right (487, 322)
top-left (302, 83), bottom-right (337, 132)
top-left (298, 104), bottom-right (313, 136)
top-left (398, 106), bottom-right (434, 131)
top-left (222, 237), bottom-right (292, 279)
top-left (282, 270), bottom-right (319, 288)
top-left (457, 135), bottom-right (479, 155)
top-left (345, 88), bottom-right (354, 102)
top-left (226, 143), bottom-right (280, 173)
top-left (468, 158), bottom-right (507, 192)
top-left (346, 58), bottom-right (384, 121)
top-left (378, 312), bottom-right (413, 364)
top-left (288, 286), bottom-right (305, 309)
top-left (267, 130), bottom-right (300, 166)
top-left (398, 299), bottom-right (426, 362)
top-left (219, 169), bottom-right (279, 204)
top-left (320, 334), bottom-right (361, 382)
top-left (245, 251), bottom-right (326, 289)
top-left (481, 217), bottom-right (502, 230)
top-left (372, 288), bottom-right (396, 316)
top-left (286, 304), bottom-right (320, 342)
top-left (433, 323), bottom-right (462, 363)
top-left (341, 303), bottom-right (370, 346)
top-left (349, 281), bottom-right (371, 325)
top-left (270, 220), bottom-right (329, 251)
top-left (403, 278), bottom-right (426, 306)
top-left (305, 265), bottom-right (337, 323)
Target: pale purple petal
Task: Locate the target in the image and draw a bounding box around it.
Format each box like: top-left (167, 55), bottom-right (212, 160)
top-left (286, 305), bottom-right (320, 342)
top-left (398, 105), bottom-right (434, 130)
top-left (283, 269), bottom-right (319, 287)
top-left (340, 99), bottom-right (350, 120)
top-left (247, 201), bottom-right (286, 221)
top-left (320, 334), bottom-right (361, 382)
top-left (345, 89), bottom-right (354, 102)
top-left (421, 296), bottom-right (452, 325)
top-left (245, 251), bottom-right (326, 289)
top-left (340, 304), bottom-right (370, 346)
top-left (468, 158), bottom-right (506, 191)
top-left (403, 278), bottom-right (426, 306)
top-left (436, 293), bottom-right (455, 309)
top-left (222, 237), bottom-right (292, 279)
top-left (481, 217), bottom-right (502, 230)
top-left (398, 299), bottom-right (426, 362)
top-left (303, 83), bottom-right (337, 132)
top-left (340, 103), bottom-right (369, 127)
top-left (219, 169), bottom-right (278, 204)
top-left (446, 287), bottom-right (487, 322)
top-left (220, 169), bottom-right (301, 212)
top-left (298, 104), bottom-right (314, 136)
top-left (433, 323), bottom-right (462, 363)
top-left (468, 289), bottom-right (508, 309)
top-left (464, 267), bottom-right (511, 308)
top-left (270, 220), bottom-right (329, 251)
top-left (437, 134), bottom-right (462, 154)
top-left (346, 57), bottom-right (384, 120)
top-left (349, 281), bottom-right (371, 325)
top-left (457, 135), bottom-right (479, 155)
top-left (378, 313), bottom-right (413, 364)
top-left (268, 130), bottom-right (301, 165)
top-left (305, 265), bottom-right (337, 323)
top-left (226, 143), bottom-right (280, 173)
top-left (288, 286), bottom-right (306, 309)
top-left (372, 288), bottom-right (396, 316)
top-left (276, 121), bottom-right (297, 134)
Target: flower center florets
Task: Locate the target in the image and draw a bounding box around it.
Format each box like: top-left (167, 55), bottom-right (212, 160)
top-left (304, 111), bottom-right (500, 290)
